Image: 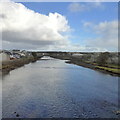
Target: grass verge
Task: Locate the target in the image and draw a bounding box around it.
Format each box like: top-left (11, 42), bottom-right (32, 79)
top-left (95, 66), bottom-right (120, 74)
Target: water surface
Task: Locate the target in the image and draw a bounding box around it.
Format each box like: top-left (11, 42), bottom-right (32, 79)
top-left (2, 57), bottom-right (119, 118)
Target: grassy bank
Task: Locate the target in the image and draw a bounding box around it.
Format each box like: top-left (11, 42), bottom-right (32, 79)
top-left (95, 66), bottom-right (120, 74)
top-left (49, 54), bottom-right (120, 76)
top-left (1, 56), bottom-right (38, 74)
top-left (66, 60), bottom-right (120, 77)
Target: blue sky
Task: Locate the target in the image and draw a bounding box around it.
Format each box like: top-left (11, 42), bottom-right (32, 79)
top-left (2, 1), bottom-right (118, 51)
top-left (21, 2), bottom-right (117, 21)
top-left (21, 2), bottom-right (118, 50)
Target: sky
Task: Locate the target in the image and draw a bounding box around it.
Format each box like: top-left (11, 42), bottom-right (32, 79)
top-left (0, 0), bottom-right (118, 51)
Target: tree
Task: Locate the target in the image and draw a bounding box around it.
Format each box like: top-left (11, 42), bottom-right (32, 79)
top-left (96, 52), bottom-right (110, 66)
top-left (31, 52), bottom-right (37, 59)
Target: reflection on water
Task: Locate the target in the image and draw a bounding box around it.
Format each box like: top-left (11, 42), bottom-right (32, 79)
top-left (2, 57), bottom-right (119, 118)
top-left (40, 56), bottom-right (54, 60)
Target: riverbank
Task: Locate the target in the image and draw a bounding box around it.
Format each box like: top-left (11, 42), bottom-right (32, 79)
top-left (49, 52), bottom-right (120, 77)
top-left (1, 51), bottom-right (120, 77)
top-left (1, 56), bottom-right (38, 75)
top-left (66, 60), bottom-right (120, 77)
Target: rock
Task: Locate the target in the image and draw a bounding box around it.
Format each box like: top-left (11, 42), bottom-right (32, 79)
top-left (16, 114), bottom-right (20, 117)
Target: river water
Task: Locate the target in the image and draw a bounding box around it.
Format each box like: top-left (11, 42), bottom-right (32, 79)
top-left (2, 57), bottom-right (119, 118)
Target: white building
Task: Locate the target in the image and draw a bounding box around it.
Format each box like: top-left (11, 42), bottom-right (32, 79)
top-left (0, 52), bottom-right (10, 62)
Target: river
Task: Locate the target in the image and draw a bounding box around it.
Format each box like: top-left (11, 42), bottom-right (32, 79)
top-left (2, 57), bottom-right (119, 118)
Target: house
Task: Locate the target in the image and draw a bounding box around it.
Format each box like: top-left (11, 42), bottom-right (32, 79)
top-left (21, 50), bottom-right (33, 57)
top-left (12, 49), bottom-right (20, 53)
top-left (11, 53), bottom-right (21, 59)
top-left (19, 53), bottom-right (26, 57)
top-left (21, 50), bottom-right (30, 56)
top-left (0, 52), bottom-right (10, 62)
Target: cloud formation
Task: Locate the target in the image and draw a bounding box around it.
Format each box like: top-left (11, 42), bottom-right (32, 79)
top-left (0, 1), bottom-right (118, 52)
top-left (84, 21), bottom-right (118, 51)
top-left (68, 2), bottom-right (103, 12)
top-left (0, 1), bottom-right (70, 50)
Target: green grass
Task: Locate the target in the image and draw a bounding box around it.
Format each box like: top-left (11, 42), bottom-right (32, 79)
top-left (96, 66), bottom-right (120, 74)
top-left (75, 60), bottom-right (120, 75)
top-left (105, 64), bottom-right (120, 69)
top-left (85, 61), bottom-right (120, 69)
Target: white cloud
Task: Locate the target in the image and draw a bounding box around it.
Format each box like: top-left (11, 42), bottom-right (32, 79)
top-left (84, 21), bottom-right (118, 51)
top-left (68, 2), bottom-right (103, 13)
top-left (0, 1), bottom-right (70, 50)
top-left (0, 1), bottom-right (118, 52)
top-left (68, 3), bottom-right (87, 12)
top-left (83, 22), bottom-right (93, 27)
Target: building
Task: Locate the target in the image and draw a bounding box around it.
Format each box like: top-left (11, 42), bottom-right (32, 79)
top-left (0, 52), bottom-right (10, 62)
